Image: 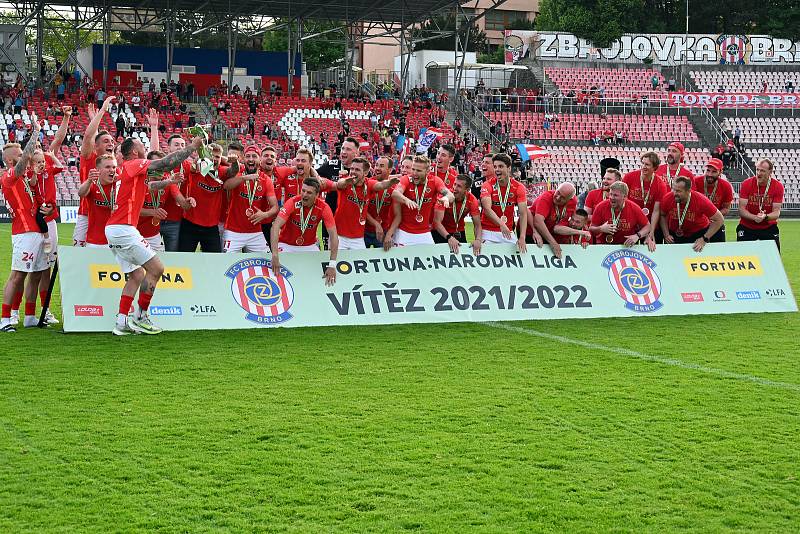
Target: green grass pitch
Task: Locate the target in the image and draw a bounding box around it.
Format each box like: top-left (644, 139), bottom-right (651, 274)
top-left (1, 222), bottom-right (798, 531)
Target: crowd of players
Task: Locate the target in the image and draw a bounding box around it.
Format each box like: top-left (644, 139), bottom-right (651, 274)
top-left (0, 96), bottom-right (786, 335)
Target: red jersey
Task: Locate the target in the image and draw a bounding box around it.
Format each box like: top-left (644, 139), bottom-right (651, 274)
top-left (78, 152), bottom-right (99, 216)
top-left (137, 184), bottom-right (180, 238)
top-left (584, 188), bottom-right (608, 213)
top-left (660, 191), bottom-right (718, 235)
top-left (85, 181), bottom-right (116, 245)
top-left (335, 179), bottom-right (381, 238)
top-left (533, 190), bottom-right (577, 232)
top-left (622, 171), bottom-right (668, 215)
top-left (225, 176), bottom-right (277, 233)
top-left (2, 168), bottom-right (43, 235)
top-left (162, 160), bottom-right (191, 222)
top-left (433, 167), bottom-right (458, 188)
top-left (366, 185), bottom-right (395, 233)
top-left (435, 192), bottom-right (480, 234)
top-left (28, 154), bottom-right (63, 222)
top-left (657, 163), bottom-right (694, 188)
top-left (396, 175), bottom-right (446, 234)
top-left (692, 175), bottom-right (734, 211)
top-left (277, 195), bottom-right (335, 246)
top-left (555, 224), bottom-right (591, 246)
top-left (738, 176), bottom-right (784, 230)
top-left (183, 164), bottom-right (229, 227)
top-left (106, 159), bottom-right (153, 227)
top-left (590, 199), bottom-right (649, 245)
top-left (479, 177), bottom-right (528, 232)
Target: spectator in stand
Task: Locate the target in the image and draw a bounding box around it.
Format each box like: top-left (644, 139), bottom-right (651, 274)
top-left (761, 79), bottom-right (768, 93)
top-left (668, 76), bottom-right (676, 91)
top-left (651, 74), bottom-right (659, 90)
top-left (734, 126), bottom-right (741, 148)
top-left (247, 114), bottom-right (255, 137)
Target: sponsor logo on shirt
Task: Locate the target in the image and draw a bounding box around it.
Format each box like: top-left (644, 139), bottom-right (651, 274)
top-left (684, 255), bottom-right (763, 277)
top-left (74, 304), bottom-right (103, 317)
top-left (764, 288), bottom-right (787, 299)
top-left (149, 305), bottom-right (183, 316)
top-left (90, 264), bottom-right (193, 289)
top-left (736, 290), bottom-right (761, 300)
top-left (226, 258), bottom-right (295, 325)
top-left (681, 292), bottom-right (704, 303)
top-left (602, 250), bottom-right (663, 313)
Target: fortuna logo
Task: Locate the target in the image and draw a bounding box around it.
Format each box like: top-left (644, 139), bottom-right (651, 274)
top-left (225, 258), bottom-right (295, 325)
top-left (602, 250), bottom-right (663, 313)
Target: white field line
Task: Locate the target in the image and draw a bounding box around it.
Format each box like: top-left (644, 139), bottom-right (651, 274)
top-left (488, 322), bottom-right (800, 393)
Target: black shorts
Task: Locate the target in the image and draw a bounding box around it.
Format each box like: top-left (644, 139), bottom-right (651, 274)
top-left (261, 222), bottom-right (273, 244)
top-left (178, 218), bottom-right (222, 253)
top-left (709, 225), bottom-right (726, 243)
top-left (672, 227), bottom-right (707, 245)
top-left (736, 223), bottom-right (780, 252)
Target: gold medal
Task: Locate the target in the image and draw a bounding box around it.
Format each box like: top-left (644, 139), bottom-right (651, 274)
top-left (415, 214), bottom-right (424, 223)
top-left (605, 235), bottom-right (614, 243)
top-left (500, 215), bottom-right (508, 224)
top-left (296, 237), bottom-right (304, 245)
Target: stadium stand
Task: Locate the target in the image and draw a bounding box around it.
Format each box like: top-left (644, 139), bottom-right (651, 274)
top-left (486, 111), bottom-right (698, 142)
top-left (690, 70), bottom-right (799, 93)
top-left (544, 67), bottom-right (668, 101)
top-left (723, 117), bottom-right (800, 144)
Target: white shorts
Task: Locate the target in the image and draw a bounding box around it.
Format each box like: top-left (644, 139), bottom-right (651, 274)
top-left (338, 235), bottom-right (367, 250)
top-left (11, 232), bottom-right (49, 272)
top-left (45, 219), bottom-right (58, 265)
top-left (72, 214), bottom-right (88, 246)
top-left (85, 242), bottom-right (108, 249)
top-left (394, 229), bottom-right (434, 247)
top-left (105, 224), bottom-right (156, 274)
top-left (223, 229), bottom-right (269, 253)
top-left (483, 229), bottom-right (517, 244)
top-left (277, 242), bottom-right (320, 253)
top-left (143, 234), bottom-right (165, 252)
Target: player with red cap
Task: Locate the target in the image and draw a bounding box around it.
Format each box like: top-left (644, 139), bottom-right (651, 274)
top-left (658, 141), bottom-right (694, 188)
top-left (692, 158), bottom-right (734, 242)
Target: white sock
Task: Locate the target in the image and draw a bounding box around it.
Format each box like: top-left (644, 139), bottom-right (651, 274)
top-left (117, 313), bottom-right (127, 327)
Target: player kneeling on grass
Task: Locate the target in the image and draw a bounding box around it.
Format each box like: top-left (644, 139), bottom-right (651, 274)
top-left (270, 178), bottom-right (339, 287)
top-left (106, 135), bottom-right (202, 336)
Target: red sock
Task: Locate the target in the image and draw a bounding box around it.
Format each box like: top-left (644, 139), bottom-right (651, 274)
top-left (1, 304), bottom-right (10, 319)
top-left (25, 301), bottom-right (36, 317)
top-left (11, 290), bottom-right (22, 311)
top-left (137, 291), bottom-right (153, 314)
top-left (39, 290), bottom-right (48, 306)
top-left (119, 295), bottom-right (134, 315)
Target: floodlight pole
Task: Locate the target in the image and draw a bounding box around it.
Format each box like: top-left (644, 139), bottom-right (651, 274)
top-left (102, 6), bottom-right (110, 90)
top-left (227, 19), bottom-right (237, 90)
top-left (165, 12), bottom-right (175, 87)
top-left (35, 1), bottom-right (43, 88)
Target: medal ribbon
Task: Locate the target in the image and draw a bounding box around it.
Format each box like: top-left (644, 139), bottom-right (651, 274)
top-left (496, 180), bottom-right (512, 214)
top-left (756, 178), bottom-right (772, 212)
top-left (665, 163), bottom-right (681, 187)
top-left (298, 202), bottom-right (315, 236)
top-left (676, 192), bottom-right (691, 229)
top-left (413, 177), bottom-right (428, 219)
top-left (639, 172), bottom-right (654, 206)
top-left (96, 179), bottom-right (116, 209)
top-left (554, 204), bottom-right (566, 222)
top-left (610, 203), bottom-right (622, 229)
top-left (245, 178), bottom-right (257, 208)
top-left (22, 176), bottom-right (35, 206)
top-left (375, 189), bottom-right (388, 214)
top-left (352, 181), bottom-right (368, 219)
top-left (703, 179), bottom-right (718, 203)
top-left (452, 197), bottom-right (467, 227)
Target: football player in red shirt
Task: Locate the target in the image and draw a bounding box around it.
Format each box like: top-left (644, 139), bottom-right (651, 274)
top-left (432, 144), bottom-right (458, 188)
top-left (74, 95), bottom-right (115, 247)
top-left (554, 208), bottom-right (592, 248)
top-left (364, 156), bottom-right (397, 248)
top-left (692, 158), bottom-right (734, 242)
top-left (737, 158), bottom-right (784, 251)
top-left (222, 153), bottom-right (278, 253)
top-left (177, 143), bottom-right (237, 252)
top-left (385, 155), bottom-right (453, 248)
top-left (584, 168), bottom-right (621, 217)
top-left (140, 150), bottom-right (194, 251)
top-left (78, 156), bottom-right (118, 248)
top-left (105, 136), bottom-right (201, 336)
top-left (480, 153), bottom-right (528, 252)
top-left (158, 134), bottom-right (192, 251)
top-left (1, 120), bottom-right (49, 332)
top-left (657, 141), bottom-right (694, 189)
top-left (270, 178), bottom-right (339, 286)
top-left (659, 177), bottom-right (724, 252)
top-left (258, 144), bottom-right (296, 240)
top-left (590, 182), bottom-right (652, 247)
top-left (622, 151), bottom-right (664, 250)
top-left (433, 174), bottom-right (482, 255)
top-left (334, 157), bottom-right (397, 250)
top-left (532, 182), bottom-right (577, 259)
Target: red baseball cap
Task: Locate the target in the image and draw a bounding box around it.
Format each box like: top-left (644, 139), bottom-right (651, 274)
top-left (668, 142), bottom-right (685, 154)
top-left (244, 145), bottom-right (261, 156)
top-left (706, 158), bottom-right (723, 171)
